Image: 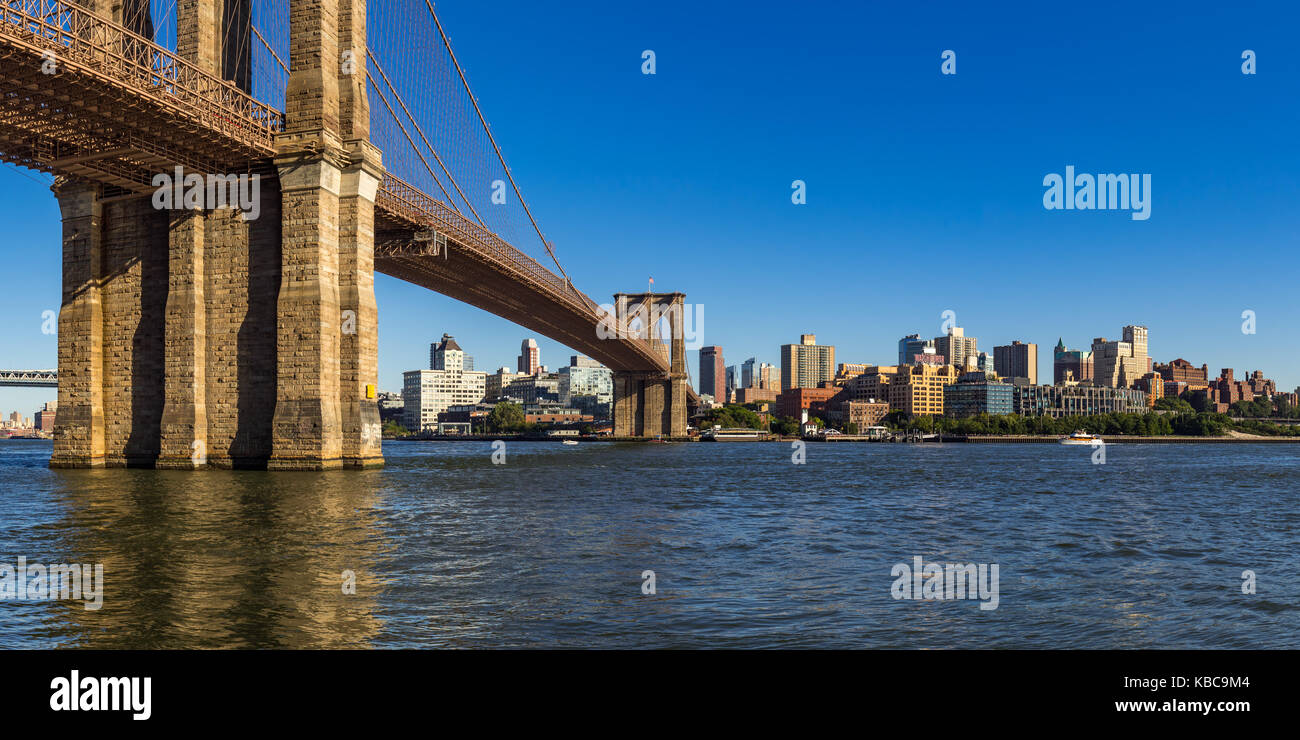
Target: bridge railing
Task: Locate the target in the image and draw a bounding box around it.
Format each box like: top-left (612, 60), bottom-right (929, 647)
top-left (378, 173), bottom-right (602, 315)
top-left (0, 0), bottom-right (282, 151)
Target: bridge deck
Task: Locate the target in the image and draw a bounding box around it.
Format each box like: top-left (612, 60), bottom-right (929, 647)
top-left (0, 0), bottom-right (689, 388)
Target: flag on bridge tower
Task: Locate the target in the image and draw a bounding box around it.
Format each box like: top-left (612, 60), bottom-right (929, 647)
top-left (648, 276), bottom-right (654, 293)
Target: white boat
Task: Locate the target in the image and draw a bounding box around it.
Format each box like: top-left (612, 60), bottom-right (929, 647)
top-left (1059, 430), bottom-right (1101, 445)
top-left (562, 440), bottom-right (579, 446)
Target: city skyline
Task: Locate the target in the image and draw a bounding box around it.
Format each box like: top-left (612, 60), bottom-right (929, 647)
top-left (3, 0), bottom-right (1299, 412)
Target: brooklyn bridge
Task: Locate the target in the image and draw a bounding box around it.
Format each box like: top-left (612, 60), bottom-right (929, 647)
top-left (0, 0), bottom-right (694, 469)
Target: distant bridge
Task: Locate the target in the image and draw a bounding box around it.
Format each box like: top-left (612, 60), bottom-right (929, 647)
top-left (0, 370), bottom-right (57, 387)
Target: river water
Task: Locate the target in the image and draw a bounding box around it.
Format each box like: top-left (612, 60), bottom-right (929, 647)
top-left (0, 439), bottom-right (1296, 648)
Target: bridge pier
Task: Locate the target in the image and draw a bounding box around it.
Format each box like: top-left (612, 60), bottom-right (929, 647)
top-left (610, 293), bottom-right (688, 438)
top-left (50, 181), bottom-right (106, 468)
top-left (47, 0), bottom-right (383, 470)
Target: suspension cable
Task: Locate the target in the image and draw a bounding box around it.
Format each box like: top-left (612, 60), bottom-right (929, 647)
top-left (421, 0), bottom-right (571, 283)
top-left (366, 47), bottom-right (484, 226)
top-left (365, 72), bottom-right (459, 210)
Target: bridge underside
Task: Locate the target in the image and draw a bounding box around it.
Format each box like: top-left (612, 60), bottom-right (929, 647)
top-left (2, 0), bottom-right (694, 465)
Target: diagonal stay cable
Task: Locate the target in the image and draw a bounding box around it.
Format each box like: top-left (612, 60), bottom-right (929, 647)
top-left (366, 47), bottom-right (484, 227)
top-left (365, 71), bottom-right (459, 211)
top-left (251, 23), bottom-right (287, 76)
top-left (421, 0), bottom-right (571, 284)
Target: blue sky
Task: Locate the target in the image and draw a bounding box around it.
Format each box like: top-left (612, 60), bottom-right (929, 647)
top-left (2, 0), bottom-right (1298, 416)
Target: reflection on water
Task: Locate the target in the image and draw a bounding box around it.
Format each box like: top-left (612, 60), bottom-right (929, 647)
top-left (1, 444), bottom-right (388, 648)
top-left (1, 439), bottom-right (1298, 648)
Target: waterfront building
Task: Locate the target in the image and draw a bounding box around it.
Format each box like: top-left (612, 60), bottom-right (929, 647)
top-left (34, 401), bottom-right (56, 432)
top-left (735, 387), bottom-right (780, 404)
top-left (1052, 338), bottom-right (1094, 385)
top-left (888, 363), bottom-right (959, 417)
top-left (558, 355), bottom-right (613, 419)
top-left (843, 365), bottom-right (901, 403)
top-left (1199, 368), bottom-right (1256, 413)
top-left (1163, 380), bottom-right (1189, 400)
top-left (376, 392), bottom-right (404, 423)
top-left (944, 371), bottom-right (1014, 418)
top-left (1133, 372), bottom-right (1164, 407)
top-left (1091, 325), bottom-right (1150, 388)
top-left (843, 399), bottom-right (890, 429)
top-left (1154, 358), bottom-right (1208, 388)
top-left (1245, 370), bottom-right (1276, 397)
top-left (781, 334), bottom-right (835, 390)
top-left (486, 367), bottom-right (530, 402)
top-left (700, 346), bottom-right (725, 400)
top-left (976, 351), bottom-right (995, 374)
top-left (501, 372), bottom-right (564, 406)
top-left (403, 334), bottom-right (488, 431)
top-left (777, 385), bottom-right (839, 419)
top-left (994, 341), bottom-right (1038, 386)
top-left (1014, 384), bottom-right (1149, 418)
top-left (934, 327), bottom-right (978, 370)
top-left (517, 338), bottom-right (540, 375)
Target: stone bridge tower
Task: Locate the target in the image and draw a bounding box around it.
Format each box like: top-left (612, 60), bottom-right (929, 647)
top-left (51, 0), bottom-right (383, 470)
top-left (610, 292), bottom-right (689, 438)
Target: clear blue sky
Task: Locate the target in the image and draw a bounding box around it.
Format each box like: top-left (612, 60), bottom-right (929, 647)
top-left (2, 0), bottom-right (1298, 417)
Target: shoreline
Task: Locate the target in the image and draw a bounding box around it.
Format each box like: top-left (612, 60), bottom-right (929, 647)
top-left (377, 434), bottom-right (1300, 444)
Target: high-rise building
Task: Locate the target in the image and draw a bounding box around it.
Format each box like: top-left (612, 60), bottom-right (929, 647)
top-left (759, 363), bottom-right (777, 390)
top-left (700, 346), bottom-right (725, 400)
top-left (741, 358), bottom-right (757, 389)
top-left (517, 338), bottom-right (540, 375)
top-left (934, 327), bottom-right (978, 369)
top-left (725, 365), bottom-right (737, 400)
top-left (781, 334), bottom-right (835, 390)
top-left (430, 333), bottom-right (464, 371)
top-left (1053, 338), bottom-right (1094, 385)
top-left (405, 334), bottom-right (487, 431)
top-left (559, 355), bottom-right (613, 418)
top-left (888, 363), bottom-right (960, 417)
top-left (993, 340), bottom-right (1038, 385)
top-left (897, 334), bottom-right (929, 366)
top-left (1092, 325), bottom-right (1150, 389)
